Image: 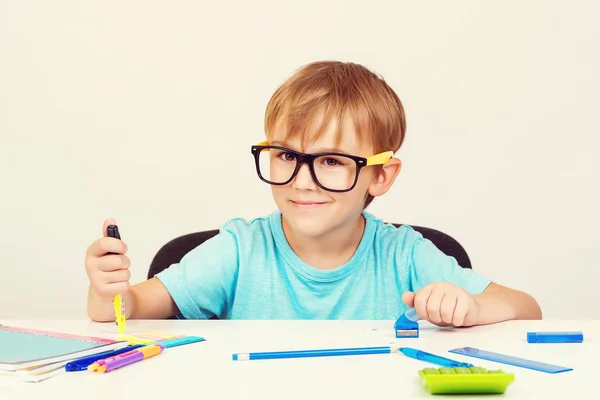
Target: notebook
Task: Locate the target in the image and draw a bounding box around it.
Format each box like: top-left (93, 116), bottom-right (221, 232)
top-left (0, 360), bottom-right (68, 383)
top-left (0, 324), bottom-right (129, 371)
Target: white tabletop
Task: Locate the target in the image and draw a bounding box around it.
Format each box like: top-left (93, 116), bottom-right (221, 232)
top-left (0, 319), bottom-right (597, 399)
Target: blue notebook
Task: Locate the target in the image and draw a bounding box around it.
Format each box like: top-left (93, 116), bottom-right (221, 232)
top-left (0, 324), bottom-right (128, 371)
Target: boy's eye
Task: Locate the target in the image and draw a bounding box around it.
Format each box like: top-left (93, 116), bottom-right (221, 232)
top-left (277, 151), bottom-right (297, 162)
top-left (322, 157), bottom-right (343, 166)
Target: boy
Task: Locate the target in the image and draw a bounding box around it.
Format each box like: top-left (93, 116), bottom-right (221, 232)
top-left (85, 61), bottom-right (541, 325)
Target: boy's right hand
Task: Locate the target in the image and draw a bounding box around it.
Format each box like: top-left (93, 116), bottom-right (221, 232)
top-left (85, 218), bottom-right (131, 299)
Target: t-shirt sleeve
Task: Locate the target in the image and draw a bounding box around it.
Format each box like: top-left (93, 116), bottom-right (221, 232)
top-left (406, 233), bottom-right (491, 295)
top-left (155, 229), bottom-right (239, 319)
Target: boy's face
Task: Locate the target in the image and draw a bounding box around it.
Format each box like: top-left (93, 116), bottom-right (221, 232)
top-left (267, 118), bottom-right (383, 239)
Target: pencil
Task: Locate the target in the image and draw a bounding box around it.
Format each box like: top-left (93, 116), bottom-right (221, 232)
top-left (232, 346), bottom-right (397, 361)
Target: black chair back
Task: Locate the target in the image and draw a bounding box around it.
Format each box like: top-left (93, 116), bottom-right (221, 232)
top-left (148, 223), bottom-right (471, 280)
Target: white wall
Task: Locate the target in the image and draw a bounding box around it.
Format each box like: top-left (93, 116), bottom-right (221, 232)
top-left (1, 1), bottom-right (598, 319)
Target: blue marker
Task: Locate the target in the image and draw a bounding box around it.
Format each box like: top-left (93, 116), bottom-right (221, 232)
top-left (399, 347), bottom-right (473, 368)
top-left (65, 345), bottom-right (144, 371)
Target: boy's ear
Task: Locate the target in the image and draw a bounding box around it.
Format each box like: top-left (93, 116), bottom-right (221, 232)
top-left (368, 158), bottom-right (402, 197)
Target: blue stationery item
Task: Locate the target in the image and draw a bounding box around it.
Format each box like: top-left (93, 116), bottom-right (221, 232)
top-left (232, 346), bottom-right (395, 361)
top-left (400, 347), bottom-right (473, 368)
top-left (65, 345), bottom-right (144, 371)
top-left (394, 307), bottom-right (420, 338)
top-left (448, 347), bottom-right (573, 374)
top-left (0, 325), bottom-right (129, 371)
top-left (159, 336), bottom-right (205, 348)
top-left (527, 331), bottom-right (583, 343)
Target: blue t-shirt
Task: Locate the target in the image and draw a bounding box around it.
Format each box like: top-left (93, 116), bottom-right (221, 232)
top-left (155, 210), bottom-right (491, 320)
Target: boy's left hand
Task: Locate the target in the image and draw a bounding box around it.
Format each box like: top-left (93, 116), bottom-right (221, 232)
top-left (401, 282), bottom-right (480, 327)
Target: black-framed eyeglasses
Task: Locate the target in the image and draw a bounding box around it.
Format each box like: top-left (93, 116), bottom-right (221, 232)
top-left (250, 140), bottom-right (393, 192)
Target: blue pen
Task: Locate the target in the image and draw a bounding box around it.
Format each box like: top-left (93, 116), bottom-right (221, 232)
top-left (65, 345), bottom-right (144, 371)
top-left (400, 347), bottom-right (473, 368)
top-left (233, 346), bottom-right (396, 361)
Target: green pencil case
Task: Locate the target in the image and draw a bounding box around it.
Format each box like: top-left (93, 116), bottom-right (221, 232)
top-left (418, 366), bottom-right (515, 394)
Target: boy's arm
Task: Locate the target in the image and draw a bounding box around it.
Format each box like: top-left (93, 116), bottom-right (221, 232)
top-left (403, 231), bottom-right (542, 326)
top-left (474, 282), bottom-right (542, 324)
top-left (128, 278), bottom-right (179, 319)
top-left (87, 278), bottom-right (178, 322)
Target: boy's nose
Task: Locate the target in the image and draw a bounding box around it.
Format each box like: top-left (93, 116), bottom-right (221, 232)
top-left (292, 163), bottom-right (318, 190)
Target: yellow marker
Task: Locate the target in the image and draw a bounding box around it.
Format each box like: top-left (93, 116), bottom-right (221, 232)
top-left (107, 225), bottom-right (126, 334)
top-left (113, 293), bottom-right (126, 334)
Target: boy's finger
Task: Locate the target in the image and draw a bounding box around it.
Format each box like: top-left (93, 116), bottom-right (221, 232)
top-left (426, 290), bottom-right (444, 324)
top-left (440, 295), bottom-right (457, 324)
top-left (87, 238), bottom-right (106, 257)
top-left (414, 285), bottom-right (433, 320)
top-left (102, 218), bottom-right (117, 237)
top-left (101, 281), bottom-right (130, 296)
top-left (452, 296), bottom-right (470, 326)
top-left (103, 268), bottom-right (131, 284)
top-left (401, 291), bottom-right (415, 307)
top-left (97, 254), bottom-right (130, 272)
top-left (88, 237), bottom-right (128, 257)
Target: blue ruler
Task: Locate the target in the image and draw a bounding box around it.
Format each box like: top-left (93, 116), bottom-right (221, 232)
top-left (159, 336), bottom-right (205, 348)
top-left (448, 347), bottom-right (572, 374)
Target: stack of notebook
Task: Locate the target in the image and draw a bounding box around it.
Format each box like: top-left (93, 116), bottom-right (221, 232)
top-left (0, 324), bottom-right (128, 382)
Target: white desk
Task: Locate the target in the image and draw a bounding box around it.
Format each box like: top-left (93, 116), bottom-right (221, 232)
top-left (1, 319), bottom-right (597, 399)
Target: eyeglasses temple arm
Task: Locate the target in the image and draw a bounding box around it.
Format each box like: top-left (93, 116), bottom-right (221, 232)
top-left (366, 151), bottom-right (393, 166)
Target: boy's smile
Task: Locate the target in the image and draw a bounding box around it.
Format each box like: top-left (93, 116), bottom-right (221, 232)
top-left (289, 199), bottom-right (330, 210)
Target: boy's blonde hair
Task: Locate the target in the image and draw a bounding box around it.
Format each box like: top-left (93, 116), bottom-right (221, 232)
top-left (264, 61), bottom-right (406, 207)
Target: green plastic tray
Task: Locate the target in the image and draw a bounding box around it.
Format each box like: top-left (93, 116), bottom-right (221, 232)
top-left (418, 366), bottom-right (515, 394)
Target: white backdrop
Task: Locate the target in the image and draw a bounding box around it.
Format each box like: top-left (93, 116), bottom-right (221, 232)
top-left (1, 1), bottom-right (598, 319)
